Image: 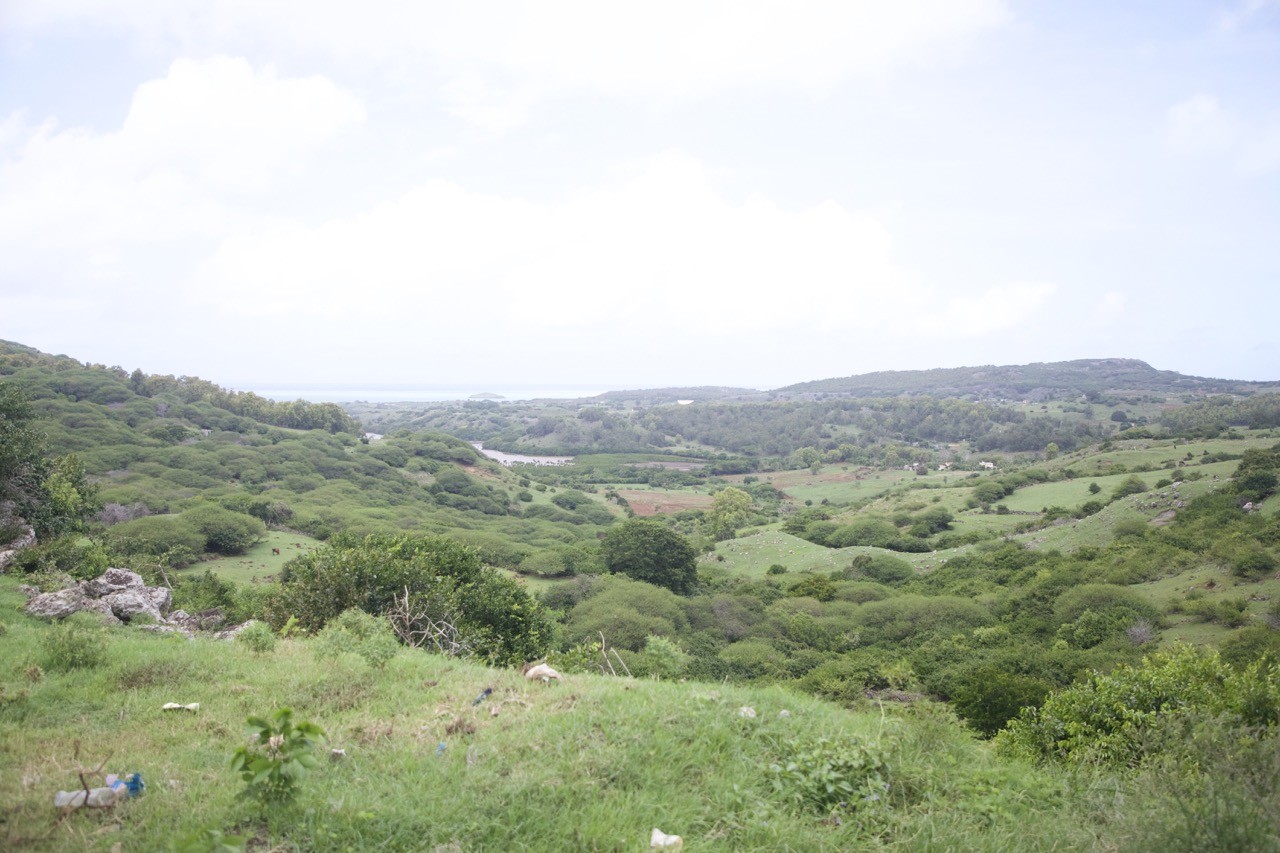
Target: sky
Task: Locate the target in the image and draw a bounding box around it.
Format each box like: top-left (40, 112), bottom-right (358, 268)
top-left (2, 1), bottom-right (1278, 397)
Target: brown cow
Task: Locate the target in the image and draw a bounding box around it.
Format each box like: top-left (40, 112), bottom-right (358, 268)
top-left (271, 547), bottom-right (280, 556)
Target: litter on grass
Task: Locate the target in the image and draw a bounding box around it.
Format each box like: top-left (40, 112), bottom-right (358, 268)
top-left (54, 772), bottom-right (143, 810)
top-left (523, 663), bottom-right (562, 682)
top-left (650, 827), bottom-right (684, 850)
top-left (162, 703), bottom-right (199, 712)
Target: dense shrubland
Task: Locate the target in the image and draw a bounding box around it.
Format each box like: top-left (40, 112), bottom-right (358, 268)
top-left (4, 342), bottom-right (1280, 849)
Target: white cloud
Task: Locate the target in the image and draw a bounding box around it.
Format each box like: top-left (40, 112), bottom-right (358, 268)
top-left (1166, 93), bottom-right (1280, 174)
top-left (5, 1), bottom-right (1009, 130)
top-left (1216, 0), bottom-right (1280, 32)
top-left (186, 150), bottom-right (1061, 363)
top-left (186, 152), bottom-right (924, 333)
top-left (1167, 94), bottom-right (1232, 152)
top-left (0, 57), bottom-right (362, 282)
top-left (919, 283), bottom-right (1057, 336)
top-left (1090, 291), bottom-right (1127, 325)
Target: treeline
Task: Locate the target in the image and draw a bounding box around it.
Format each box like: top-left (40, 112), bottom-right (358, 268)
top-left (774, 357), bottom-right (1279, 398)
top-left (0, 360), bottom-right (620, 564)
top-left (1158, 393), bottom-right (1280, 436)
top-left (0, 341), bottom-right (360, 434)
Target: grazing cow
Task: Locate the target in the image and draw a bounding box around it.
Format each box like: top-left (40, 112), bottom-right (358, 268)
top-left (271, 547), bottom-right (280, 556)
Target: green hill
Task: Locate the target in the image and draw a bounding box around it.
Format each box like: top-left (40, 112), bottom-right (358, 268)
top-left (772, 357), bottom-right (1280, 399)
top-left (0, 576), bottom-right (1241, 851)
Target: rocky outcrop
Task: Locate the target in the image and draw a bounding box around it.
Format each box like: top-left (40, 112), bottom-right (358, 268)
top-left (24, 568), bottom-right (171, 625)
top-left (0, 523), bottom-right (36, 571)
top-left (22, 572), bottom-right (252, 637)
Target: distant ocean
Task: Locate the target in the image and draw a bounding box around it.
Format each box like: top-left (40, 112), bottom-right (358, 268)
top-left (235, 383), bottom-right (612, 403)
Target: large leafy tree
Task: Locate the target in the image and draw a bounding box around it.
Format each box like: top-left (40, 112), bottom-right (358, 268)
top-left (0, 383), bottom-right (96, 540)
top-left (703, 486), bottom-right (753, 540)
top-left (272, 533), bottom-right (550, 665)
top-left (601, 518), bottom-right (698, 595)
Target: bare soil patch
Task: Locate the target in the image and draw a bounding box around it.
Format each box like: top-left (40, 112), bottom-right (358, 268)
top-left (615, 490), bottom-right (714, 517)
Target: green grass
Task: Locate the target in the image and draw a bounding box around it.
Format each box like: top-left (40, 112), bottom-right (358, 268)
top-left (0, 576), bottom-right (1110, 851)
top-left (189, 531), bottom-right (323, 585)
top-left (756, 466), bottom-right (916, 506)
top-left (702, 531), bottom-right (853, 578)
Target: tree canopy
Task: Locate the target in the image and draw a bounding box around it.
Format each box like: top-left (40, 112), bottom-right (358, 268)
top-left (601, 518), bottom-right (698, 595)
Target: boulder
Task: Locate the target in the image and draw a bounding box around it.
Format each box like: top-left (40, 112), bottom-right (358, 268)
top-left (83, 568), bottom-right (145, 598)
top-left (136, 624), bottom-right (194, 639)
top-left (25, 587), bottom-right (90, 620)
top-left (168, 608), bottom-right (224, 632)
top-left (145, 585), bottom-right (172, 617)
top-left (79, 597), bottom-right (123, 625)
top-left (105, 589), bottom-right (163, 623)
top-left (215, 620), bottom-right (257, 641)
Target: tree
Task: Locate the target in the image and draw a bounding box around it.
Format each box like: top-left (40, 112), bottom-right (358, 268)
top-left (703, 487), bottom-right (753, 540)
top-left (601, 518), bottom-right (698, 595)
top-left (0, 384), bottom-right (97, 540)
top-left (272, 533), bottom-right (550, 665)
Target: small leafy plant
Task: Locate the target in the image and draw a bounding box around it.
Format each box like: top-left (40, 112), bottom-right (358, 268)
top-left (769, 735), bottom-right (890, 814)
top-left (40, 614), bottom-right (108, 671)
top-left (229, 708), bottom-right (325, 803)
top-left (235, 621), bottom-right (277, 656)
top-left (313, 607), bottom-right (399, 670)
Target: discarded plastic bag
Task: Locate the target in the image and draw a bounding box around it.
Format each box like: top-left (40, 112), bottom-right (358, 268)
top-left (162, 702), bottom-right (199, 712)
top-left (106, 772), bottom-right (145, 798)
top-left (524, 663), bottom-right (562, 682)
top-left (55, 786), bottom-right (122, 809)
top-left (650, 827), bottom-right (683, 850)
top-left (54, 771), bottom-right (144, 810)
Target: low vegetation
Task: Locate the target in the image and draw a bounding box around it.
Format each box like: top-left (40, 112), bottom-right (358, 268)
top-left (3, 342), bottom-right (1280, 849)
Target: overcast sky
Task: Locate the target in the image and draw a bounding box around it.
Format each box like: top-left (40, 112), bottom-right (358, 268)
top-left (2, 2), bottom-right (1277, 396)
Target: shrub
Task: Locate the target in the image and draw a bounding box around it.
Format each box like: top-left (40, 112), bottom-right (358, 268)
top-left (639, 635), bottom-right (691, 680)
top-left (1230, 543), bottom-right (1277, 579)
top-left (236, 622), bottom-right (277, 655)
top-left (1111, 475), bottom-right (1149, 501)
top-left (787, 573), bottom-right (837, 602)
top-left (103, 514), bottom-right (206, 556)
top-left (12, 535), bottom-right (109, 579)
top-left (313, 608), bottom-right (399, 670)
top-left (563, 575), bottom-right (687, 652)
top-left (40, 614), bottom-right (108, 671)
top-left (768, 735), bottom-right (889, 815)
top-left (949, 666), bottom-right (1053, 737)
top-left (850, 553), bottom-right (914, 586)
top-left (997, 645), bottom-right (1280, 767)
top-left (229, 708), bottom-right (324, 804)
top-left (272, 533), bottom-right (550, 666)
top-left (180, 505), bottom-right (266, 555)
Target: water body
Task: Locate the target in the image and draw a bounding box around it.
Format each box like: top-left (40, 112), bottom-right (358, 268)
top-left (236, 383), bottom-right (610, 403)
top-left (470, 442), bottom-right (573, 467)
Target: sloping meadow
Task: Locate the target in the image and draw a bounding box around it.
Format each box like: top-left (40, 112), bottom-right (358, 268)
top-left (0, 577), bottom-right (1111, 852)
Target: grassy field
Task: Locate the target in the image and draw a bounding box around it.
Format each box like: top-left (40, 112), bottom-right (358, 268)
top-left (189, 531), bottom-right (323, 586)
top-left (703, 531), bottom-right (856, 578)
top-left (614, 489), bottom-right (714, 516)
top-left (1049, 434), bottom-right (1276, 477)
top-left (736, 466), bottom-right (916, 506)
top-left (0, 577), bottom-right (1112, 852)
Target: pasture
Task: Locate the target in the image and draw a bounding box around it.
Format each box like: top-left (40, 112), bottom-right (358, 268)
top-left (702, 530), bottom-right (852, 578)
top-left (189, 531), bottom-right (322, 585)
top-left (613, 489), bottom-right (714, 516)
top-left (739, 465), bottom-right (916, 506)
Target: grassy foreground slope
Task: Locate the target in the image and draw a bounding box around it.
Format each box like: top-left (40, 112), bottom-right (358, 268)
top-left (1, 577), bottom-right (1108, 852)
